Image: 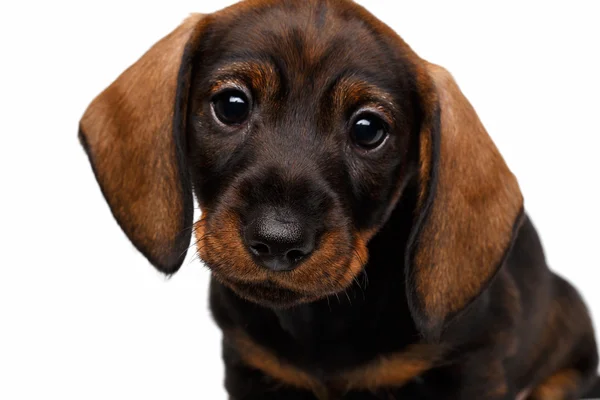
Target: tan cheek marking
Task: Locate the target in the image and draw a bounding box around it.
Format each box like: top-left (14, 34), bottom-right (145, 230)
top-left (358, 228), bottom-right (378, 244)
top-left (278, 230), bottom-right (350, 292)
top-left (196, 208), bottom-right (362, 304)
top-left (195, 211), bottom-right (267, 282)
top-left (338, 233), bottom-right (369, 286)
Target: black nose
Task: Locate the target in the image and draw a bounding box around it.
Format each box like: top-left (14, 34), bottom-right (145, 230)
top-left (244, 209), bottom-right (315, 272)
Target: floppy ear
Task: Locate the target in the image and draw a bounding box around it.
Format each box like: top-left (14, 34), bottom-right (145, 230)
top-left (79, 14), bottom-right (207, 274)
top-left (406, 63), bottom-right (524, 341)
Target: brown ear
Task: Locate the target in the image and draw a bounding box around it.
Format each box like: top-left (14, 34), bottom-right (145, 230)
top-left (406, 63), bottom-right (524, 340)
top-left (79, 14), bottom-right (207, 274)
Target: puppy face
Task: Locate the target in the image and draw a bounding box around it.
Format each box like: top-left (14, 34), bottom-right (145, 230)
top-left (81, 0), bottom-right (522, 334)
top-left (188, 1), bottom-right (420, 307)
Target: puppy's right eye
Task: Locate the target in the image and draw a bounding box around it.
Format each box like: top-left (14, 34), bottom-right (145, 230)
top-left (350, 113), bottom-right (388, 150)
top-left (211, 89), bottom-right (250, 125)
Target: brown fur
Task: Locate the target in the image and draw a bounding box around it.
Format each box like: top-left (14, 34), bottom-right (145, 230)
top-left (228, 329), bottom-right (440, 398)
top-left (411, 63), bottom-right (524, 336)
top-left (332, 345), bottom-right (440, 392)
top-left (196, 209), bottom-right (368, 307)
top-left (529, 369), bottom-right (580, 400)
top-left (209, 61), bottom-right (281, 103)
top-left (229, 330), bottom-right (329, 398)
top-left (79, 14), bottom-right (208, 270)
top-left (331, 77), bottom-right (398, 121)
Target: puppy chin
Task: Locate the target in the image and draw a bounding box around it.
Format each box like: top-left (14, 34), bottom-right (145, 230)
top-left (215, 273), bottom-right (340, 308)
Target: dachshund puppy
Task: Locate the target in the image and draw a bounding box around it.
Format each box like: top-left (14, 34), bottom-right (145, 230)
top-left (79, 0), bottom-right (599, 398)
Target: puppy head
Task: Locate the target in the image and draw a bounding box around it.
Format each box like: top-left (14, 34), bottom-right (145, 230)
top-left (187, 1), bottom-right (423, 307)
top-left (80, 0), bottom-right (523, 334)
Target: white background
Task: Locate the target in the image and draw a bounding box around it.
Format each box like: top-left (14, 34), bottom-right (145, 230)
top-left (1, 1), bottom-right (599, 399)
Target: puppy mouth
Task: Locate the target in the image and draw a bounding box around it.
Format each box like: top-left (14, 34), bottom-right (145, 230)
top-left (194, 211), bottom-right (370, 308)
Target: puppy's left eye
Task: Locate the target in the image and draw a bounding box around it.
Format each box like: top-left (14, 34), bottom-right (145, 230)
top-left (211, 89), bottom-right (250, 125)
top-left (350, 114), bottom-right (388, 150)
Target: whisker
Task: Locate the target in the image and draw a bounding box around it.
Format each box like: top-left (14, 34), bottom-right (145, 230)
top-left (344, 289), bottom-right (352, 305)
top-left (179, 232), bottom-right (218, 258)
top-left (353, 276), bottom-right (366, 301)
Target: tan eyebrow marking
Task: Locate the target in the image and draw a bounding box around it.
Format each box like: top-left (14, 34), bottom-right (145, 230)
top-left (332, 76), bottom-right (398, 122)
top-left (210, 61), bottom-right (280, 100)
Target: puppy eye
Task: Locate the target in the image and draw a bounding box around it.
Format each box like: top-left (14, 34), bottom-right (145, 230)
top-left (211, 89), bottom-right (250, 125)
top-left (350, 114), bottom-right (388, 150)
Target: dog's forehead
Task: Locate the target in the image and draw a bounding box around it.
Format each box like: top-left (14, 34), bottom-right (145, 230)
top-left (206, 0), bottom-right (403, 87)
